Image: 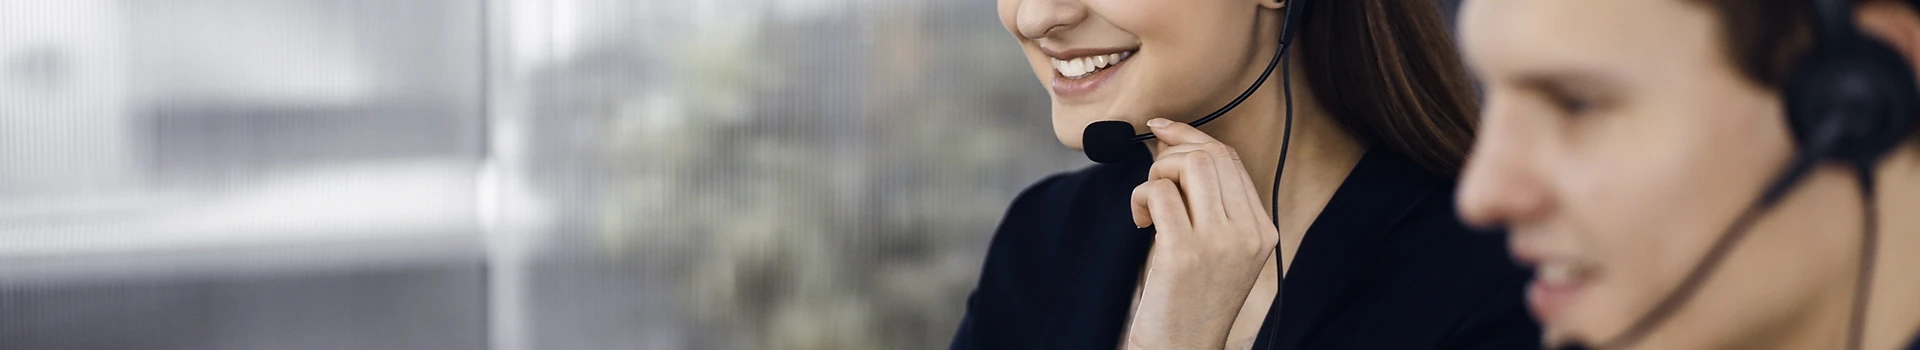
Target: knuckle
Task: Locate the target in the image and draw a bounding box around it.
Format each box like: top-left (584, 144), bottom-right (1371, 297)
top-left (1141, 181), bottom-right (1170, 201)
top-left (1150, 157), bottom-right (1174, 172)
top-left (1153, 179), bottom-right (1179, 192)
top-left (1155, 187), bottom-right (1182, 203)
top-left (1241, 237), bottom-right (1269, 255)
top-left (1154, 149), bottom-right (1185, 163)
top-left (1204, 141), bottom-right (1231, 153)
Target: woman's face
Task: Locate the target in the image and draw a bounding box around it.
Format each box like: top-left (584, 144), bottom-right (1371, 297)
top-left (997, 0), bottom-right (1282, 148)
top-left (1458, 0), bottom-right (1866, 347)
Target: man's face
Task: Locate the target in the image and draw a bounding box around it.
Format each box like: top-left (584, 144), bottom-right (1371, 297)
top-left (1456, 0), bottom-right (1869, 347)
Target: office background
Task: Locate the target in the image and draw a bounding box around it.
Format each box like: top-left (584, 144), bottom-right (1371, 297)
top-left (0, 0), bottom-right (1459, 349)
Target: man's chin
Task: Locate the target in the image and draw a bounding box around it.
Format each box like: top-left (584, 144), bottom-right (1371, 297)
top-left (1541, 325), bottom-right (1587, 349)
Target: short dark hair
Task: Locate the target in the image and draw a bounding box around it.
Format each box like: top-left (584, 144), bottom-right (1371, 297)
top-left (1693, 0), bottom-right (1827, 88)
top-left (1695, 0), bottom-right (1919, 138)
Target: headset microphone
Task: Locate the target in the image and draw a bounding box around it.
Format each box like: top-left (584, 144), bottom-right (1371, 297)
top-left (1082, 121), bottom-right (1151, 164)
top-left (1079, 0), bottom-right (1307, 164)
top-left (1556, 0), bottom-right (1919, 349)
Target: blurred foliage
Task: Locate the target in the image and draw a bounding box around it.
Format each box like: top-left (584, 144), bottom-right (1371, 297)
top-left (587, 2), bottom-right (1081, 349)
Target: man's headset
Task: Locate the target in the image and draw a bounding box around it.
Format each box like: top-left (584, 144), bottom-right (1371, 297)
top-left (1078, 1), bottom-right (1310, 349)
top-left (1562, 0), bottom-right (1920, 349)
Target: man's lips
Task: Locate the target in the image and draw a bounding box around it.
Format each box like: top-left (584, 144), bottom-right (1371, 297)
top-left (1526, 260), bottom-right (1594, 324)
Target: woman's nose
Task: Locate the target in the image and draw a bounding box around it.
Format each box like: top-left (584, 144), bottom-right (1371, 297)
top-left (1016, 0), bottom-right (1088, 39)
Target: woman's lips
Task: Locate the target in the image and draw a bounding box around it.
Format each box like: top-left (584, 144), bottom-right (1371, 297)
top-left (1050, 52), bottom-right (1132, 99)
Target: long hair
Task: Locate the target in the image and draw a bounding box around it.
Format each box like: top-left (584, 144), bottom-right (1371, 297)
top-left (1299, 0), bottom-right (1480, 176)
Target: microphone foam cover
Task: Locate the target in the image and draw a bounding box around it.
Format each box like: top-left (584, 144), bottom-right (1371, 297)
top-left (1082, 120), bottom-right (1150, 164)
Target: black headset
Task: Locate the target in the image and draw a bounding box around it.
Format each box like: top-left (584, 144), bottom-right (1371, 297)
top-left (1080, 1), bottom-right (1310, 349)
top-left (1562, 1), bottom-right (1919, 349)
top-left (1079, 0), bottom-right (1309, 164)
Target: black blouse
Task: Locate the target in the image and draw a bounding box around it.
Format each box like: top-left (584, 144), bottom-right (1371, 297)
top-left (952, 148), bottom-right (1541, 349)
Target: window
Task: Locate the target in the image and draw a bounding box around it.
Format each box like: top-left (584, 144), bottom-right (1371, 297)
top-left (0, 0), bottom-right (1078, 349)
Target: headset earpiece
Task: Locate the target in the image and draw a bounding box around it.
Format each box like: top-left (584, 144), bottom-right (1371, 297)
top-left (1785, 2), bottom-right (1920, 165)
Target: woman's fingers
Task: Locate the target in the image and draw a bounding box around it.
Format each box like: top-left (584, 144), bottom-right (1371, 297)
top-left (1201, 142), bottom-right (1258, 223)
top-left (1145, 117), bottom-right (1217, 145)
top-left (1231, 154), bottom-right (1273, 227)
top-left (1131, 179), bottom-right (1192, 232)
top-left (1149, 119), bottom-right (1258, 222)
top-left (1149, 151), bottom-right (1225, 223)
top-left (1213, 143), bottom-right (1269, 227)
top-left (1131, 180), bottom-right (1154, 229)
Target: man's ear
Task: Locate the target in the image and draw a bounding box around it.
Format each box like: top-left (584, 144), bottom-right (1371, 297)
top-left (1259, 0), bottom-right (1286, 11)
top-left (1859, 1), bottom-right (1920, 76)
top-left (1858, 2), bottom-right (1920, 151)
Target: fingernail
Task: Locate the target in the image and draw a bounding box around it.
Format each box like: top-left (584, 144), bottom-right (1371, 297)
top-left (1147, 118), bottom-right (1170, 128)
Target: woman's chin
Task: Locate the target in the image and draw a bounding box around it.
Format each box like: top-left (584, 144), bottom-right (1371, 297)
top-left (1051, 123), bottom-right (1086, 150)
top-left (1049, 103), bottom-right (1160, 151)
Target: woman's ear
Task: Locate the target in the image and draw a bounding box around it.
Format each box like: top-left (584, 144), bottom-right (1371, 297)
top-left (1859, 1), bottom-right (1920, 78)
top-left (1258, 0), bottom-right (1286, 11)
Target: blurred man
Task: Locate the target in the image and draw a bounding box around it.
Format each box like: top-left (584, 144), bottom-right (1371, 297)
top-left (1456, 0), bottom-right (1920, 348)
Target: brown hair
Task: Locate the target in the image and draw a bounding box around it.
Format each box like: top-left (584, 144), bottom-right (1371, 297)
top-left (1299, 0), bottom-right (1481, 176)
top-left (1695, 0), bottom-right (1920, 138)
top-left (1694, 0), bottom-right (1821, 88)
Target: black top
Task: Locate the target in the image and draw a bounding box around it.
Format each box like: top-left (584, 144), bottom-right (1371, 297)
top-left (951, 149), bottom-right (1540, 349)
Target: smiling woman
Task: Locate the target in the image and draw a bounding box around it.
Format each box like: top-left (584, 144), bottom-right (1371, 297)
top-left (998, 0), bottom-right (1478, 176)
top-left (954, 0), bottom-right (1537, 349)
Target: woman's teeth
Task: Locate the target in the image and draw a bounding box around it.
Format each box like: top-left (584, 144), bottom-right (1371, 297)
top-left (1052, 51), bottom-right (1133, 79)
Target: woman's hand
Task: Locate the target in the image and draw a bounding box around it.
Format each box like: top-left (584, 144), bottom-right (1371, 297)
top-left (1125, 118), bottom-right (1279, 349)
